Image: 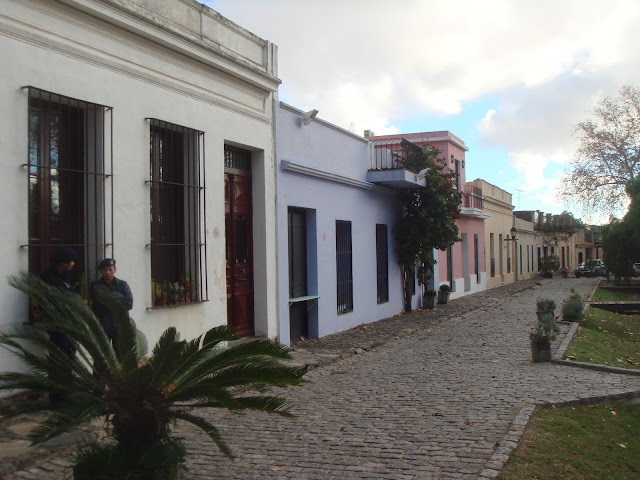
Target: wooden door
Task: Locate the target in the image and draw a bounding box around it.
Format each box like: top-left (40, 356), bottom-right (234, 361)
top-left (225, 169), bottom-right (254, 337)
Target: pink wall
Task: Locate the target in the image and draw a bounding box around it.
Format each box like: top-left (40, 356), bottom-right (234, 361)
top-left (437, 217), bottom-right (485, 281)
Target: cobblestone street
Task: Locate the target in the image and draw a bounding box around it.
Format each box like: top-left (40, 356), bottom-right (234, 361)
top-left (6, 277), bottom-right (640, 479)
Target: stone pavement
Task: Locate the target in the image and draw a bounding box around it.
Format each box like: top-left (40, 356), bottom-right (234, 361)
top-left (3, 276), bottom-right (640, 479)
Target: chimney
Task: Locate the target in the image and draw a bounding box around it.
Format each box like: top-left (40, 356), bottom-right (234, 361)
top-left (364, 129), bottom-right (375, 137)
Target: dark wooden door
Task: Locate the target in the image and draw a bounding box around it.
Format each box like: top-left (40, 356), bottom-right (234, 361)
top-left (225, 170), bottom-right (253, 337)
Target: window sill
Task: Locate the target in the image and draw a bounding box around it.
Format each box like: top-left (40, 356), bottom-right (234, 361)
top-left (147, 300), bottom-right (208, 310)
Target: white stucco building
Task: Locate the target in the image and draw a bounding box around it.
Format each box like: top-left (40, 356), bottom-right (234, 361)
top-left (276, 103), bottom-right (427, 346)
top-left (0, 0), bottom-right (280, 373)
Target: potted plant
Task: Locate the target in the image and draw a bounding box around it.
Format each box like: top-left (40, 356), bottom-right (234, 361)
top-left (541, 255), bottom-right (560, 278)
top-left (529, 311), bottom-right (561, 362)
top-left (0, 275), bottom-right (303, 479)
top-left (535, 298), bottom-right (556, 321)
top-left (423, 289), bottom-right (437, 309)
top-left (151, 279), bottom-right (167, 307)
top-left (437, 284), bottom-right (451, 304)
top-left (561, 289), bottom-right (584, 322)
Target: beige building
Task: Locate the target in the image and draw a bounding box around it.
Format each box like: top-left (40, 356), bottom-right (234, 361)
top-left (471, 179), bottom-right (517, 289)
top-left (513, 216), bottom-right (538, 280)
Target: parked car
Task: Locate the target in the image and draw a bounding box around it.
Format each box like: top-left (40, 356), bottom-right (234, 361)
top-left (574, 263), bottom-right (591, 277)
top-left (633, 263), bottom-right (640, 277)
top-left (575, 260), bottom-right (606, 277)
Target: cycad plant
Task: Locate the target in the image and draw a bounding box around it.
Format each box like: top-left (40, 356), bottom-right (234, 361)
top-left (0, 274), bottom-right (303, 479)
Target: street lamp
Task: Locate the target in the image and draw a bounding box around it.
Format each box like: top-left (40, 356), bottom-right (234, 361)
top-left (504, 226), bottom-right (519, 281)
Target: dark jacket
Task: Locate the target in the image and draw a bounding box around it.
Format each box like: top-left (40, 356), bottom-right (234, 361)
top-left (90, 277), bottom-right (133, 340)
top-left (40, 267), bottom-right (76, 358)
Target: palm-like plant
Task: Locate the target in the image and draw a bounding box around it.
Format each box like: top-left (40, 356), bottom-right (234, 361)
top-left (0, 274), bottom-right (303, 479)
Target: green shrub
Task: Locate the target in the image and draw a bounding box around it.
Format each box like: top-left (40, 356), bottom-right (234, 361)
top-left (530, 314), bottom-right (561, 344)
top-left (439, 284), bottom-right (451, 292)
top-left (536, 298), bottom-right (556, 312)
top-left (562, 290), bottom-right (584, 322)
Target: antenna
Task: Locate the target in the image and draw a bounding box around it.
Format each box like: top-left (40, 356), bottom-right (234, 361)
top-left (514, 189), bottom-right (523, 209)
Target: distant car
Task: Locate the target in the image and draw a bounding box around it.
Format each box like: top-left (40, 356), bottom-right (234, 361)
top-left (574, 263), bottom-right (591, 278)
top-left (633, 263), bottom-right (640, 277)
top-left (575, 260), bottom-right (605, 278)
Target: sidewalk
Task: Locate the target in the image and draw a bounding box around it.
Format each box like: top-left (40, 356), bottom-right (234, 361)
top-left (0, 277), bottom-right (571, 478)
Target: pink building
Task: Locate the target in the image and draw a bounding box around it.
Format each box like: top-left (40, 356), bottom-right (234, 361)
top-left (366, 131), bottom-right (487, 298)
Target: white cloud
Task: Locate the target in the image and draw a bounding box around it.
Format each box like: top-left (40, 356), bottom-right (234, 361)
top-left (208, 0), bottom-right (640, 219)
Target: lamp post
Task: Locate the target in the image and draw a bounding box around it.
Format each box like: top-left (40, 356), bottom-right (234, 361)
top-left (504, 226), bottom-right (518, 281)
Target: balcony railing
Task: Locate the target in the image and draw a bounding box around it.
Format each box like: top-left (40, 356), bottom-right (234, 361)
top-left (462, 185), bottom-right (483, 209)
top-left (370, 138), bottom-right (422, 170)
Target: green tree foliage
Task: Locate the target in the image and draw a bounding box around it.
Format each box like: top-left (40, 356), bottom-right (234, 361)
top-left (562, 85), bottom-right (640, 216)
top-left (602, 177), bottom-right (640, 281)
top-left (0, 275), bottom-right (303, 478)
top-left (394, 144), bottom-right (461, 312)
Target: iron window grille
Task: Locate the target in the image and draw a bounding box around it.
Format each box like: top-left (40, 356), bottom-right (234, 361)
top-left (336, 220), bottom-right (353, 314)
top-left (148, 119), bottom-right (207, 307)
top-left (24, 86), bottom-right (113, 296)
top-left (376, 224), bottom-right (389, 304)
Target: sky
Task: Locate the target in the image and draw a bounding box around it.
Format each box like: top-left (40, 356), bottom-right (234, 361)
top-left (207, 0), bottom-right (640, 223)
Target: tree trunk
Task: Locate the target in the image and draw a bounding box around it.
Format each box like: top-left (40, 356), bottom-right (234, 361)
top-left (401, 265), bottom-right (413, 312)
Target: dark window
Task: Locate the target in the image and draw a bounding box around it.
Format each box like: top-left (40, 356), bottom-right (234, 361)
top-left (474, 234), bottom-right (480, 283)
top-left (520, 244), bottom-right (523, 274)
top-left (26, 87), bottom-right (113, 291)
top-left (455, 159), bottom-right (461, 191)
top-left (376, 224), bottom-right (389, 303)
top-left (447, 246), bottom-right (454, 290)
top-left (288, 208), bottom-right (307, 299)
top-left (149, 119), bottom-right (207, 306)
top-left (336, 220), bottom-right (353, 314)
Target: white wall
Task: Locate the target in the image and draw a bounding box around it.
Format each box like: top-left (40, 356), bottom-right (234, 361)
top-left (0, 0), bottom-right (279, 374)
top-left (276, 104), bottom-right (420, 346)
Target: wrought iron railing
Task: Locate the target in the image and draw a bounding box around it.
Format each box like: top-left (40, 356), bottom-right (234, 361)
top-left (370, 138), bottom-right (422, 171)
top-left (462, 185), bottom-right (483, 209)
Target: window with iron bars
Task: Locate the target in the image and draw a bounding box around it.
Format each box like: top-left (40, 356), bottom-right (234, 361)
top-left (149, 119), bottom-right (207, 307)
top-left (25, 87), bottom-right (113, 297)
top-left (336, 220), bottom-right (353, 314)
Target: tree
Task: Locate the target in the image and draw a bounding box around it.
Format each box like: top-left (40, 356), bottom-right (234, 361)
top-left (394, 144), bottom-right (461, 312)
top-left (561, 85), bottom-right (640, 216)
top-left (0, 275), bottom-right (303, 479)
top-left (602, 177), bottom-right (640, 282)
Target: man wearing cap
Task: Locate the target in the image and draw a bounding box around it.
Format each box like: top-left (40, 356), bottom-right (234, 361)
top-left (90, 258), bottom-right (133, 352)
top-left (40, 246), bottom-right (79, 360)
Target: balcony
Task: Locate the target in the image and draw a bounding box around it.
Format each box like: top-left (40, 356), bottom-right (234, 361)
top-left (366, 138), bottom-right (426, 188)
top-left (460, 184), bottom-right (488, 219)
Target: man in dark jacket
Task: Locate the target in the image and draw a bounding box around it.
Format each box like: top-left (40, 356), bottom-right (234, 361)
top-left (90, 258), bottom-right (133, 354)
top-left (40, 246), bottom-right (78, 360)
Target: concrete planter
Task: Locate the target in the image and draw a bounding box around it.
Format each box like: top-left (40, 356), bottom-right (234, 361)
top-left (536, 309), bottom-right (555, 321)
top-left (437, 291), bottom-right (450, 304)
top-left (531, 341), bottom-right (551, 362)
top-left (423, 294), bottom-right (436, 309)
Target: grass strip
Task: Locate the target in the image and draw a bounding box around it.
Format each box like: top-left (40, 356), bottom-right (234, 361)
top-left (563, 307), bottom-right (640, 370)
top-left (591, 289), bottom-right (640, 302)
top-left (499, 401), bottom-right (640, 480)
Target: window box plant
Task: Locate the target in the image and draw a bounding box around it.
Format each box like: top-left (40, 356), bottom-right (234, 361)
top-left (423, 289), bottom-right (436, 309)
top-left (530, 311), bottom-right (561, 362)
top-left (437, 284), bottom-right (451, 304)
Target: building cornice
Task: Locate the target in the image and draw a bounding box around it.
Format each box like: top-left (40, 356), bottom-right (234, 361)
top-left (59, 0), bottom-right (281, 92)
top-left (280, 102), bottom-right (369, 143)
top-left (281, 160), bottom-right (393, 192)
top-left (415, 135), bottom-right (469, 151)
